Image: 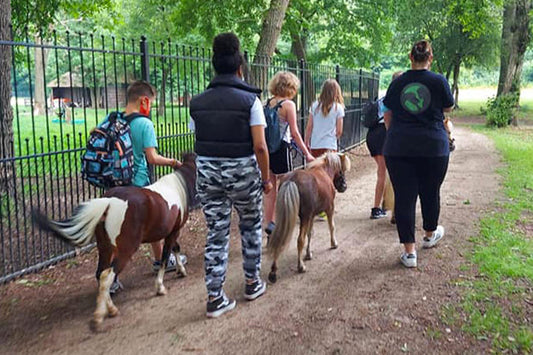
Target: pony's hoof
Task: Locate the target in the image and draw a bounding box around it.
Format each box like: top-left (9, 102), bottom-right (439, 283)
top-left (298, 265), bottom-right (306, 273)
top-left (268, 272), bottom-right (277, 283)
top-left (108, 306), bottom-right (119, 317)
top-left (156, 286), bottom-right (167, 296)
top-left (177, 268), bottom-right (187, 278)
top-left (90, 318), bottom-right (104, 333)
top-left (330, 243), bottom-right (338, 249)
top-left (304, 253), bottom-right (312, 261)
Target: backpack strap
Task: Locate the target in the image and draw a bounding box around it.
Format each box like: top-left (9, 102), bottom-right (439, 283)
top-left (273, 99), bottom-right (286, 110)
top-left (266, 98), bottom-right (287, 110)
top-left (122, 112), bottom-right (149, 123)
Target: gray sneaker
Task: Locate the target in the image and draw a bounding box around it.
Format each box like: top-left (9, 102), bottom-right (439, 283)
top-left (153, 253), bottom-right (188, 273)
top-left (422, 225), bottom-right (445, 249)
top-left (400, 252), bottom-right (417, 268)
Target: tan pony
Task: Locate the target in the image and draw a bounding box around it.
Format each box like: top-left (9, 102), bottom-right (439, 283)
top-left (382, 117), bottom-right (455, 223)
top-left (267, 152), bottom-right (351, 283)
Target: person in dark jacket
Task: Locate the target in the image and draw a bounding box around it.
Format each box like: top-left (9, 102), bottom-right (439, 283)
top-left (383, 40), bottom-right (454, 268)
top-left (189, 33), bottom-right (273, 318)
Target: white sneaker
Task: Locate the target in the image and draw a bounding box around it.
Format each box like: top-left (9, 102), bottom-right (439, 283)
top-left (400, 252), bottom-right (417, 268)
top-left (422, 225), bottom-right (445, 249)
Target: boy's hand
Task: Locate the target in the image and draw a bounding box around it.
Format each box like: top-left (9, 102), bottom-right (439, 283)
top-left (171, 159), bottom-right (182, 169)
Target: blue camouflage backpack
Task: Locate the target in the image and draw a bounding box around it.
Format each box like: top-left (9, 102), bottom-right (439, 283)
top-left (264, 98), bottom-right (287, 153)
top-left (81, 112), bottom-right (140, 188)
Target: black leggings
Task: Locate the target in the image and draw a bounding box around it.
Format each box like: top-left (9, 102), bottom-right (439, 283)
top-left (385, 156), bottom-right (449, 244)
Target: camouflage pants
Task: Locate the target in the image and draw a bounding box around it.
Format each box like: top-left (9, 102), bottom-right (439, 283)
top-left (197, 157), bottom-right (263, 298)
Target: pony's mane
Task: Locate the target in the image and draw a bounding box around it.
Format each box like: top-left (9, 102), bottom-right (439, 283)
top-left (307, 152), bottom-right (341, 172)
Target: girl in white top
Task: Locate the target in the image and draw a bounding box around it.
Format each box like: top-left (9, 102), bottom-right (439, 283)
top-left (305, 79), bottom-right (345, 157)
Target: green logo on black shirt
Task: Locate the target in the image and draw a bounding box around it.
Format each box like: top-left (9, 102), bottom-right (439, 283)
top-left (400, 83), bottom-right (431, 114)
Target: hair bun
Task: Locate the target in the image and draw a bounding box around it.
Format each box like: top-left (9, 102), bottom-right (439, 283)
top-left (213, 33), bottom-right (240, 56)
top-left (416, 42), bottom-right (427, 53)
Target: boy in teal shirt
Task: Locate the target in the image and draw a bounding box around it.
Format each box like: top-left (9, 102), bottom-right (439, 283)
top-left (111, 80), bottom-right (186, 293)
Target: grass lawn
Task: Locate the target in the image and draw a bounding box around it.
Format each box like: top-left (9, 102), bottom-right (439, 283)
top-left (455, 88), bottom-right (533, 123)
top-left (12, 105), bottom-right (192, 157)
top-left (447, 104), bottom-right (533, 352)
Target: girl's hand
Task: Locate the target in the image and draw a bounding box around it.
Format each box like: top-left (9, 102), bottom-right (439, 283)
top-left (305, 153), bottom-right (315, 162)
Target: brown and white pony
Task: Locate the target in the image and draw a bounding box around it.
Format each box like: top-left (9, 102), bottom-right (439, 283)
top-left (382, 117), bottom-right (455, 223)
top-left (32, 153), bottom-right (197, 331)
top-left (267, 152), bottom-right (351, 283)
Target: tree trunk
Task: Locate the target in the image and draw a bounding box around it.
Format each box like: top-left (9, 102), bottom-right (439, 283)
top-left (33, 36), bottom-right (49, 116)
top-left (0, 0), bottom-right (14, 193)
top-left (290, 30), bottom-right (315, 111)
top-left (497, 0), bottom-right (532, 101)
top-left (250, 0), bottom-right (290, 88)
top-left (452, 60), bottom-right (461, 109)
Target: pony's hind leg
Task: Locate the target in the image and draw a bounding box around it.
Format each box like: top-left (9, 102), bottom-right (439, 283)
top-left (297, 219), bottom-right (312, 273)
top-left (91, 268), bottom-right (116, 332)
top-left (173, 242), bottom-right (187, 277)
top-left (304, 221), bottom-right (314, 261)
top-left (268, 260), bottom-right (278, 283)
top-left (326, 208), bottom-right (338, 249)
top-left (155, 241), bottom-right (172, 296)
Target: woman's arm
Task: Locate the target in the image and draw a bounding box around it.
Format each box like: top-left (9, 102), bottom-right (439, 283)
top-left (304, 112), bottom-right (314, 148)
top-left (384, 110), bottom-right (392, 130)
top-left (443, 106), bottom-right (453, 113)
top-left (283, 101), bottom-right (315, 162)
top-left (336, 116), bottom-right (344, 139)
top-left (251, 125), bottom-right (273, 194)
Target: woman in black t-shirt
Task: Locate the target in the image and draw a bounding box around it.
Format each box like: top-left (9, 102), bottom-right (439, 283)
top-left (383, 40), bottom-right (454, 268)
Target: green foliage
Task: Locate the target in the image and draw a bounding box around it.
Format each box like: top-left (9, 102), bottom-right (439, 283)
top-left (392, 0), bottom-right (500, 85)
top-left (448, 126), bottom-right (533, 353)
top-left (11, 0), bottom-right (113, 38)
top-left (485, 93), bottom-right (518, 127)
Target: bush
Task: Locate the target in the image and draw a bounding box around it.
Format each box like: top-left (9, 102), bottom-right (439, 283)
top-left (485, 93), bottom-right (519, 127)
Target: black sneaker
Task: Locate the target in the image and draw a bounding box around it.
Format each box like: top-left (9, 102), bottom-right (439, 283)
top-left (244, 278), bottom-right (266, 301)
top-left (370, 207), bottom-right (386, 219)
top-left (206, 293), bottom-right (236, 318)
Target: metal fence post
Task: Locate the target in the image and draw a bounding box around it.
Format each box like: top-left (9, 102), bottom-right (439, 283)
top-left (140, 36), bottom-right (150, 82)
top-left (298, 59), bottom-right (306, 137)
top-left (243, 50), bottom-right (250, 83)
top-left (140, 35), bottom-right (154, 181)
top-left (335, 64), bottom-right (340, 84)
top-left (358, 69), bottom-right (363, 107)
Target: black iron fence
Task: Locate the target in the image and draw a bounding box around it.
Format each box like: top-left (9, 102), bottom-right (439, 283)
top-left (0, 30), bottom-right (379, 284)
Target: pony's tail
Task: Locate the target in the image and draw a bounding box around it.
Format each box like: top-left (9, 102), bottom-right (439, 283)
top-left (32, 198), bottom-right (113, 247)
top-left (268, 181), bottom-right (300, 259)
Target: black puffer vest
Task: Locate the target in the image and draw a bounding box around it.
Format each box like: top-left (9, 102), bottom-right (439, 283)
top-left (190, 74), bottom-right (262, 158)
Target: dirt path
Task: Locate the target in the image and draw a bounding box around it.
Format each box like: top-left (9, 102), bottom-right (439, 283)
top-left (0, 123), bottom-right (501, 354)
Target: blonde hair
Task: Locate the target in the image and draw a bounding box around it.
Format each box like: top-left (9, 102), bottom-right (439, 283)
top-left (316, 79), bottom-right (344, 116)
top-left (268, 71), bottom-right (300, 98)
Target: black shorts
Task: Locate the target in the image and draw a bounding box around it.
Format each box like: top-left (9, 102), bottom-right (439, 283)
top-left (269, 141), bottom-right (293, 174)
top-left (366, 123), bottom-right (386, 157)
